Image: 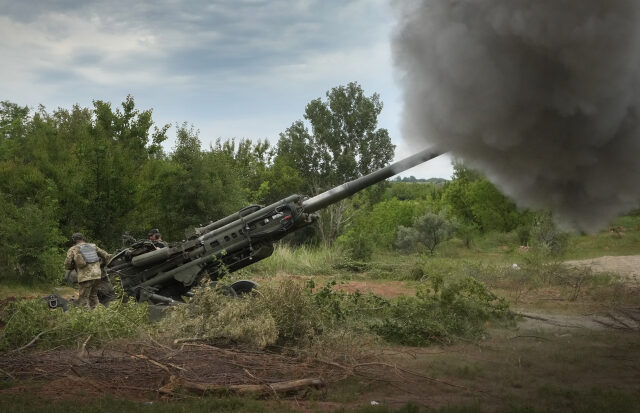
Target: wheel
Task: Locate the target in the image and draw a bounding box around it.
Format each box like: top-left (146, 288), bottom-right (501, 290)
top-left (230, 280), bottom-right (259, 295)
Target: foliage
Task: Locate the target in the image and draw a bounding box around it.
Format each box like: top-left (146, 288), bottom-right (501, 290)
top-left (161, 284), bottom-right (278, 349)
top-left (277, 82), bottom-right (395, 244)
top-left (0, 298), bottom-right (151, 351)
top-left (0, 166), bottom-right (64, 282)
top-left (341, 198), bottom-right (427, 251)
top-left (162, 280), bottom-right (326, 348)
top-left (277, 82), bottom-right (395, 193)
top-left (396, 211), bottom-right (456, 254)
top-left (336, 227), bottom-right (374, 261)
top-left (530, 212), bottom-right (569, 256)
top-left (373, 277), bottom-right (513, 346)
top-left (442, 164), bottom-right (526, 233)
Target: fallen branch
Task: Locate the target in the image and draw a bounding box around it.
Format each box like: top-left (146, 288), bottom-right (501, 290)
top-left (159, 375), bottom-right (325, 397)
top-left (76, 335), bottom-right (91, 360)
top-left (11, 330), bottom-right (50, 353)
top-left (132, 354), bottom-right (171, 374)
top-left (517, 313), bottom-right (584, 328)
top-left (0, 366), bottom-right (15, 380)
top-left (509, 335), bottom-right (551, 341)
top-left (173, 337), bottom-right (204, 345)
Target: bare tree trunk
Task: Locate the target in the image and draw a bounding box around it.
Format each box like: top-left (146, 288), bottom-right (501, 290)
top-left (316, 200), bottom-right (352, 245)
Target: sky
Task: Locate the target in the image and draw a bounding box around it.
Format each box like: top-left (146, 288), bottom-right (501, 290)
top-left (0, 0), bottom-right (454, 179)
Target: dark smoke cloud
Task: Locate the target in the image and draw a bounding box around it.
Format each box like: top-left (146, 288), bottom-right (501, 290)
top-left (392, 0), bottom-right (640, 231)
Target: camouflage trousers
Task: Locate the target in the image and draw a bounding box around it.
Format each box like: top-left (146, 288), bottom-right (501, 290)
top-left (78, 279), bottom-right (101, 310)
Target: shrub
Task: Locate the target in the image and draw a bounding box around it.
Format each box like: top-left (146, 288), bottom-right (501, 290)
top-left (161, 280), bottom-right (323, 348)
top-left (396, 211), bottom-right (455, 254)
top-left (162, 276), bottom-right (513, 351)
top-left (336, 230), bottom-right (374, 261)
top-left (373, 277), bottom-right (513, 346)
top-left (160, 285), bottom-right (278, 349)
top-left (0, 298), bottom-right (150, 351)
top-left (530, 213), bottom-right (569, 256)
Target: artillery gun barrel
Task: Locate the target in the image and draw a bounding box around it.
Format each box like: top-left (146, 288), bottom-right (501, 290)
top-left (302, 149), bottom-right (441, 213)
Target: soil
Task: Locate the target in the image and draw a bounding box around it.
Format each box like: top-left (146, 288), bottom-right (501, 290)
top-left (565, 255), bottom-right (640, 284)
top-left (0, 343), bottom-right (344, 402)
top-left (334, 281), bottom-right (414, 298)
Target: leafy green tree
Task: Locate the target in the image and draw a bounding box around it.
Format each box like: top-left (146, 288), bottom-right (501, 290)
top-left (442, 163), bottom-right (524, 233)
top-left (277, 82), bottom-right (395, 243)
top-left (136, 125), bottom-right (247, 240)
top-left (79, 96), bottom-right (168, 244)
top-left (277, 82), bottom-right (395, 192)
top-left (0, 163), bottom-right (64, 281)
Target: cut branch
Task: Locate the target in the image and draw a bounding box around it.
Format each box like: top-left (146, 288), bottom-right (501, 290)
top-left (159, 375), bottom-right (325, 397)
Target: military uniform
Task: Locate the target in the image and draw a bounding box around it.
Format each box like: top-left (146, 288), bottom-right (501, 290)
top-left (64, 242), bottom-right (111, 309)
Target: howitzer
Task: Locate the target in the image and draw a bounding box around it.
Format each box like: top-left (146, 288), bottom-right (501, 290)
top-left (106, 149), bottom-right (441, 304)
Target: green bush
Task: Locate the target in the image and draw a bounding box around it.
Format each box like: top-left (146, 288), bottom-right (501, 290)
top-left (0, 298), bottom-right (150, 351)
top-left (396, 211), bottom-right (455, 254)
top-left (344, 198), bottom-right (427, 250)
top-left (163, 276), bottom-right (514, 350)
top-left (373, 277), bottom-right (513, 346)
top-left (336, 230), bottom-right (374, 261)
top-left (530, 213), bottom-right (569, 256)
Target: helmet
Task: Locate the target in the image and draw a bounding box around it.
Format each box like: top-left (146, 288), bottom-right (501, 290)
top-left (148, 228), bottom-right (160, 237)
top-left (71, 233), bottom-right (85, 243)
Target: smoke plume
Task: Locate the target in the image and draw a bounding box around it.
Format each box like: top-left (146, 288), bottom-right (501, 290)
top-left (392, 0), bottom-right (640, 231)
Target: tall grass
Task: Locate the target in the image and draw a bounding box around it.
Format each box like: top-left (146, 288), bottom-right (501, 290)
top-left (242, 244), bottom-right (343, 277)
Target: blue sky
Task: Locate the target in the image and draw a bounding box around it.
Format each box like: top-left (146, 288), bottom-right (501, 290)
top-left (0, 0), bottom-right (454, 178)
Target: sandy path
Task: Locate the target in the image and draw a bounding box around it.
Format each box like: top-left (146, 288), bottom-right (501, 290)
top-left (564, 255), bottom-right (640, 284)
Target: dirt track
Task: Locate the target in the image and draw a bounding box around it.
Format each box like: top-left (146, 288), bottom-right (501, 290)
top-left (565, 255), bottom-right (640, 284)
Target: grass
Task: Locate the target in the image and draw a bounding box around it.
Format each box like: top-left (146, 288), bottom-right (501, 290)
top-left (0, 282), bottom-right (74, 300)
top-left (242, 244), bottom-right (344, 277)
top-left (563, 215), bottom-right (640, 259)
top-left (3, 390), bottom-right (638, 413)
top-left (0, 394), bottom-right (299, 413)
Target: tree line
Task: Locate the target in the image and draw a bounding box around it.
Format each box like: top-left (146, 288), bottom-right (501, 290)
top-left (0, 82), bottom-right (533, 283)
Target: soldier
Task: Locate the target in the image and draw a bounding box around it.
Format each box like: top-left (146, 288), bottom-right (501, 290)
top-left (64, 233), bottom-right (111, 310)
top-left (148, 228), bottom-right (168, 248)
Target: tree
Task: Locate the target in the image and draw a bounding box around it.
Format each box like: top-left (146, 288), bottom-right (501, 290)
top-left (132, 124), bottom-right (247, 240)
top-left (276, 82), bottom-right (395, 243)
top-left (396, 211), bottom-right (455, 255)
top-left (442, 163), bottom-right (524, 233)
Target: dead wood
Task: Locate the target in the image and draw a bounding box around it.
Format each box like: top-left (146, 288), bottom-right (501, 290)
top-left (159, 375), bottom-right (325, 397)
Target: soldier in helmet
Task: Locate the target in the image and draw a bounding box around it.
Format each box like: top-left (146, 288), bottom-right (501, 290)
top-left (64, 233), bottom-right (111, 310)
top-left (148, 228), bottom-right (168, 248)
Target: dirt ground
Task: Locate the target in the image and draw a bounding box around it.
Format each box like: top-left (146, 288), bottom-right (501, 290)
top-left (565, 255), bottom-right (640, 284)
